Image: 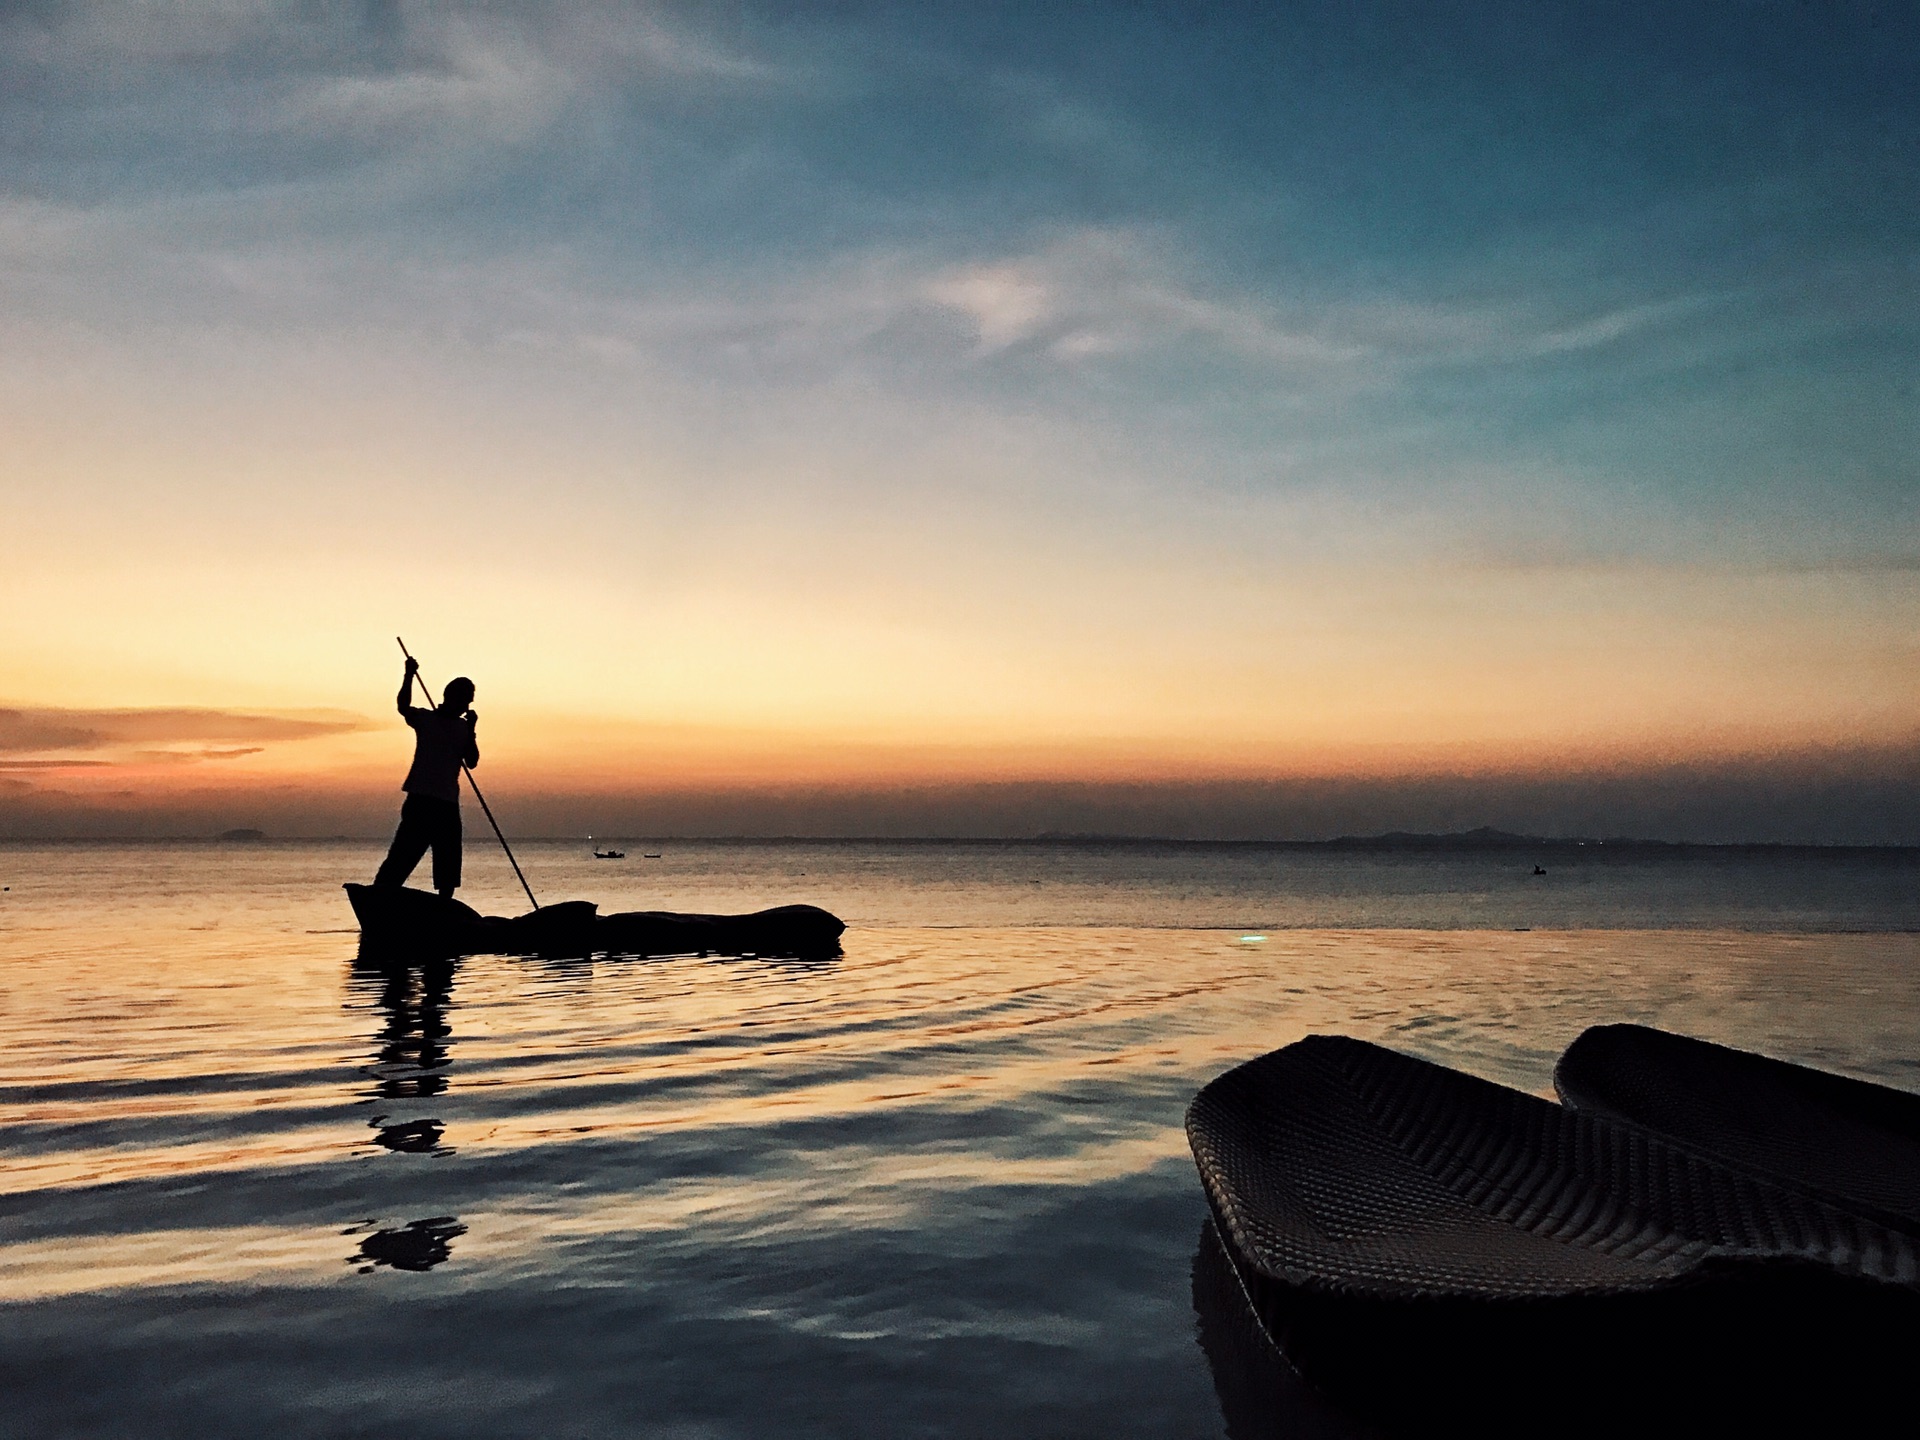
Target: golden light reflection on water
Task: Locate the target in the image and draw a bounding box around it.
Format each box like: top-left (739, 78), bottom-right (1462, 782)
top-left (3, 843), bottom-right (1918, 1439)
top-left (0, 846), bottom-right (1915, 1342)
top-left (4, 915), bottom-right (1918, 1234)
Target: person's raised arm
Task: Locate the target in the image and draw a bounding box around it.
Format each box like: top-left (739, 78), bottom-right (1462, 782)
top-left (396, 657), bottom-right (419, 716)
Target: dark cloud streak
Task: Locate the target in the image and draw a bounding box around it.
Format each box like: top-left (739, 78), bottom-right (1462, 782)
top-left (0, 706), bottom-right (369, 754)
top-left (2, 741), bottom-right (1915, 845)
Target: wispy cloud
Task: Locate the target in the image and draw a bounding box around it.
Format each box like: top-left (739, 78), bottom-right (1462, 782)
top-left (3, 1), bottom-right (787, 84)
top-left (920, 229), bottom-right (1365, 368)
top-left (0, 1), bottom-right (797, 240)
top-left (1, 1), bottom-right (1913, 841)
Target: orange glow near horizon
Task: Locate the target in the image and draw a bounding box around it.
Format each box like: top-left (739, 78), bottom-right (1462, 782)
top-left (7, 690), bottom-right (1918, 814)
top-left (6, 455), bottom-right (1916, 789)
top-left (4, 497), bottom-right (1919, 817)
top-left (5, 248), bottom-right (1918, 835)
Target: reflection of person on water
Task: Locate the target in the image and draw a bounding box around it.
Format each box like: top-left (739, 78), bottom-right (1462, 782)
top-left (361, 956), bottom-right (456, 1103)
top-left (345, 956), bottom-right (465, 1267)
top-left (373, 656), bottom-right (479, 898)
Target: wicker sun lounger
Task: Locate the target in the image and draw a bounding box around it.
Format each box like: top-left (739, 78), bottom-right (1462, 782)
top-left (1555, 1023), bottom-right (1920, 1231)
top-left (1187, 1035), bottom-right (1920, 1430)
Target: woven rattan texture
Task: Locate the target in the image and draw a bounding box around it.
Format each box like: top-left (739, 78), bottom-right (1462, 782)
top-left (1556, 1024), bottom-right (1920, 1228)
top-left (1187, 1035), bottom-right (1920, 1301)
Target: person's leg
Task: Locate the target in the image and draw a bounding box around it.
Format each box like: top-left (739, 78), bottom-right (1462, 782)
top-left (429, 800), bottom-right (463, 899)
top-left (374, 795), bottom-right (432, 887)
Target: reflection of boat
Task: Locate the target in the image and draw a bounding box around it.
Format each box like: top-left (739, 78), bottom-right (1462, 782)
top-left (345, 883), bottom-right (844, 961)
top-left (1557, 1023), bottom-right (1920, 1229)
top-left (351, 1215), bottom-right (466, 1272)
top-left (369, 1116), bottom-right (448, 1155)
top-left (1187, 1035), bottom-right (1920, 1430)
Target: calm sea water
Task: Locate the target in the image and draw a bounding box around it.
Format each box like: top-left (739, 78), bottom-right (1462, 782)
top-left (2, 839), bottom-right (1918, 1437)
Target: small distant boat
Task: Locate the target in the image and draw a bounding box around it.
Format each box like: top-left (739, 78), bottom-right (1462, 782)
top-left (345, 884), bottom-right (844, 961)
top-left (587, 836), bottom-right (625, 859)
top-left (642, 853), bottom-right (662, 859)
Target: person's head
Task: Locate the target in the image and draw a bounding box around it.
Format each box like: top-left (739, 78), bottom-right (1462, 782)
top-left (443, 677), bottom-right (475, 712)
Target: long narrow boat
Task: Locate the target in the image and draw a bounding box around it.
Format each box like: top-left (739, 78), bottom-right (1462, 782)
top-left (344, 883), bottom-right (844, 961)
top-left (1187, 1035), bottom-right (1920, 1430)
top-left (1555, 1022), bottom-right (1920, 1230)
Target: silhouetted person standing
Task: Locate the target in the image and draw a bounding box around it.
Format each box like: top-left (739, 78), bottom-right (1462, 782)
top-left (374, 657), bottom-right (479, 898)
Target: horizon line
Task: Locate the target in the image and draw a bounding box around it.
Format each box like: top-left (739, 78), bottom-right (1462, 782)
top-left (3, 831), bottom-right (1916, 853)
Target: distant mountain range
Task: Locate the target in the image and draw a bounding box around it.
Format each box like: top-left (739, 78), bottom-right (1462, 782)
top-left (1025, 828), bottom-right (1747, 848)
top-left (1323, 827), bottom-right (1626, 848)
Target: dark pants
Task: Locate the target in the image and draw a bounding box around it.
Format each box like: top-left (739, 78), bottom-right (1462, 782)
top-left (375, 793), bottom-right (462, 895)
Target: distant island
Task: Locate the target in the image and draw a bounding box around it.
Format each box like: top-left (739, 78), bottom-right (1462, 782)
top-left (1323, 827), bottom-right (1620, 849)
top-left (1020, 828), bottom-right (1803, 849)
top-left (1026, 827), bottom-right (1598, 846)
top-left (218, 828), bottom-right (268, 842)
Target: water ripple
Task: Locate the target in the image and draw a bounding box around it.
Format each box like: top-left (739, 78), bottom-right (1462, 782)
top-left (3, 843), bottom-right (1918, 1436)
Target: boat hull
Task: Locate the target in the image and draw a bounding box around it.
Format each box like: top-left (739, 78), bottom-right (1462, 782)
top-left (344, 883), bottom-right (844, 960)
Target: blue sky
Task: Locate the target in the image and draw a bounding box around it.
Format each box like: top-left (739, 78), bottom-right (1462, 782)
top-left (2, 1), bottom-right (1916, 837)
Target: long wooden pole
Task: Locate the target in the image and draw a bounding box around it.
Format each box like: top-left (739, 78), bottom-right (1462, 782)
top-left (396, 637), bottom-right (539, 911)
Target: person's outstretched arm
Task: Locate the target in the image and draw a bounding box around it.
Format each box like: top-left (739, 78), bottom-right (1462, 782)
top-left (396, 658), bottom-right (419, 716)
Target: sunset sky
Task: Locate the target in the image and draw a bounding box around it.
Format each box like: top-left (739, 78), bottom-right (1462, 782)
top-left (3, 2), bottom-right (1916, 840)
